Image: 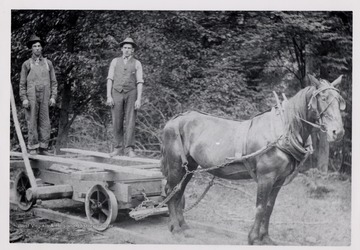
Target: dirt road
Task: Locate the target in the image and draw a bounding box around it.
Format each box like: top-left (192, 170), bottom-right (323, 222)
top-left (10, 169), bottom-right (351, 245)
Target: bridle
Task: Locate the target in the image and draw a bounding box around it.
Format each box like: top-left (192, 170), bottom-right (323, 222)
top-left (298, 86), bottom-right (343, 133)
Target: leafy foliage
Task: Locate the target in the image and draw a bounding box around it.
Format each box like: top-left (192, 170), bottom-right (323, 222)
top-left (10, 11), bottom-right (352, 172)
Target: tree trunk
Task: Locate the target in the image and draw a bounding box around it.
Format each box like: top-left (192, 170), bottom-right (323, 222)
top-left (317, 132), bottom-right (329, 172)
top-left (54, 12), bottom-right (78, 154)
top-left (55, 82), bottom-right (72, 154)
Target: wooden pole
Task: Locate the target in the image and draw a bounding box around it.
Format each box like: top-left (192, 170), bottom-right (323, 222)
top-left (10, 84), bottom-right (37, 188)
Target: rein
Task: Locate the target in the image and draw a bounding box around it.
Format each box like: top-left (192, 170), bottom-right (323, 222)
top-left (296, 116), bottom-right (327, 132)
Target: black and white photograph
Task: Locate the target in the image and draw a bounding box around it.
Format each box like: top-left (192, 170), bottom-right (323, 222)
top-left (3, 0), bottom-right (359, 248)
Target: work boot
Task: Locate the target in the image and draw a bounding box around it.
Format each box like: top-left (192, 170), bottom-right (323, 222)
top-left (109, 148), bottom-right (123, 157)
top-left (39, 148), bottom-right (52, 156)
top-left (28, 149), bottom-right (37, 155)
top-left (127, 148), bottom-right (136, 158)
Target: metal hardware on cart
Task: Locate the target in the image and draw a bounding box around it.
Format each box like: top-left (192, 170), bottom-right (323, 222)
top-left (132, 191), bottom-right (154, 211)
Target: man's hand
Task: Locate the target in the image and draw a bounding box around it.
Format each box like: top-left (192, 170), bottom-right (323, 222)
top-left (22, 99), bottom-right (30, 109)
top-left (106, 96), bottom-right (114, 107)
top-left (49, 98), bottom-right (56, 107)
top-left (135, 99), bottom-right (141, 110)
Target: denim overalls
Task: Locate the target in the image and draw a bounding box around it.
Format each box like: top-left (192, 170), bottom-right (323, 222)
top-left (25, 58), bottom-right (51, 149)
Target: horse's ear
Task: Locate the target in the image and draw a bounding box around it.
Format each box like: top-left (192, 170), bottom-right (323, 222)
top-left (308, 74), bottom-right (321, 88)
top-left (331, 75), bottom-right (343, 87)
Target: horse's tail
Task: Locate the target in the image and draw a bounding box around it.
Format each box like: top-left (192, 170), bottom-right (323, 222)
top-left (160, 116), bottom-right (187, 178)
top-left (160, 140), bottom-right (168, 177)
top-left (160, 120), bottom-right (175, 178)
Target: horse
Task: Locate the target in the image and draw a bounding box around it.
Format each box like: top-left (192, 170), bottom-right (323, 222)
top-left (160, 75), bottom-right (345, 245)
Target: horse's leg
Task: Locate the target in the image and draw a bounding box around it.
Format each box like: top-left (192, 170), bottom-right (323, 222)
top-left (174, 172), bottom-right (194, 230)
top-left (166, 159), bottom-right (196, 233)
top-left (258, 177), bottom-right (286, 245)
top-left (248, 184), bottom-right (272, 245)
top-left (248, 174), bottom-right (274, 245)
top-left (173, 156), bottom-right (199, 230)
top-left (165, 159), bottom-right (185, 233)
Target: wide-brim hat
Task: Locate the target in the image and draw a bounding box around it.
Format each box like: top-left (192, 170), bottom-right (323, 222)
top-left (27, 35), bottom-right (46, 49)
top-left (119, 37), bottom-right (137, 49)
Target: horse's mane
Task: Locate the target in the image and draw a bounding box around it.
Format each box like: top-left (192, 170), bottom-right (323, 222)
top-left (283, 86), bottom-right (315, 137)
top-left (170, 86), bottom-right (317, 132)
top-left (170, 109), bottom-right (245, 122)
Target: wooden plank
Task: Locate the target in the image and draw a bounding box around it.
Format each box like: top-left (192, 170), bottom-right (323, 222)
top-left (112, 180), bottom-right (162, 198)
top-left (113, 183), bottom-right (131, 203)
top-left (60, 148), bottom-right (161, 164)
top-left (85, 157), bottom-right (160, 169)
top-left (10, 84), bottom-right (37, 188)
top-left (129, 207), bottom-right (168, 220)
top-left (10, 154), bottom-right (158, 173)
top-left (70, 171), bottom-right (162, 182)
top-left (38, 169), bottom-right (71, 185)
top-left (48, 163), bottom-right (82, 173)
top-left (10, 151), bottom-right (163, 178)
top-left (10, 155), bottom-right (104, 172)
top-left (10, 160), bottom-right (27, 169)
top-left (125, 180), bottom-right (162, 196)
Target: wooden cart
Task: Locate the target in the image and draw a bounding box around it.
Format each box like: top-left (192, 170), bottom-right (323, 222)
top-left (10, 149), bottom-right (168, 231)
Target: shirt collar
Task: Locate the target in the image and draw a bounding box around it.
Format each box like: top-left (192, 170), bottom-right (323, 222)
top-left (123, 55), bottom-right (132, 60)
top-left (31, 54), bottom-right (44, 61)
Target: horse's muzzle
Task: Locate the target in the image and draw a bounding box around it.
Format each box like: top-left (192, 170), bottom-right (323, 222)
top-left (329, 128), bottom-right (345, 142)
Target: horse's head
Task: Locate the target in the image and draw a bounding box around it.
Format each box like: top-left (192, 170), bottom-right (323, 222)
top-left (308, 75), bottom-right (346, 142)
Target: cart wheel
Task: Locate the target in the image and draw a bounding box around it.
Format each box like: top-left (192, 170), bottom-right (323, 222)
top-left (85, 184), bottom-right (118, 231)
top-left (14, 171), bottom-right (35, 211)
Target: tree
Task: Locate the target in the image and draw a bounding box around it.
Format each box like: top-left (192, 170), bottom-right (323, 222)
top-left (11, 11), bottom-right (352, 174)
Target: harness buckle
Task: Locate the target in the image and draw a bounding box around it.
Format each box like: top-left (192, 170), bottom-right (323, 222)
top-left (319, 123), bottom-right (327, 133)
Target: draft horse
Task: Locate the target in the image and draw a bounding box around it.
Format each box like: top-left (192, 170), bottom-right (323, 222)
top-left (160, 75), bottom-right (345, 245)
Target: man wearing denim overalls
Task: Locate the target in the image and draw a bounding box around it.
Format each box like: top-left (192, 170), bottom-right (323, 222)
top-left (106, 38), bottom-right (144, 158)
top-left (19, 35), bottom-right (58, 155)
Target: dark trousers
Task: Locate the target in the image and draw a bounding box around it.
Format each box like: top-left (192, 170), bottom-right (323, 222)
top-left (111, 88), bottom-right (137, 150)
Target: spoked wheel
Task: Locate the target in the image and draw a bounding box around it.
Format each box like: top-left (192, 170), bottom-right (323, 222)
top-left (85, 184), bottom-right (118, 231)
top-left (14, 171), bottom-right (35, 211)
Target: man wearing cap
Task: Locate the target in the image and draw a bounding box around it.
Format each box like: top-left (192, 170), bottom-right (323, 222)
top-left (19, 35), bottom-right (58, 155)
top-left (106, 37), bottom-right (144, 157)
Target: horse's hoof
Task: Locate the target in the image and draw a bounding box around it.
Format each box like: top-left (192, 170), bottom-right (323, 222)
top-left (169, 223), bottom-right (185, 234)
top-left (249, 239), bottom-right (262, 245)
top-left (249, 237), bottom-right (275, 246)
top-left (261, 235), bottom-right (277, 245)
top-left (180, 222), bottom-right (190, 230)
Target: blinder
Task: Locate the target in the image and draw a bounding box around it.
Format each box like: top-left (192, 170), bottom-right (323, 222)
top-left (319, 123), bottom-right (327, 133)
top-left (305, 86), bottom-right (345, 132)
top-left (310, 86), bottom-right (345, 114)
top-left (339, 96), bottom-right (346, 110)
